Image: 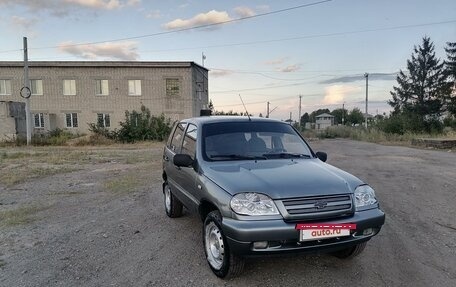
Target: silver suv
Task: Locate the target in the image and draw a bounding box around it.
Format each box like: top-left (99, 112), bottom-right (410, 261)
top-left (162, 116), bottom-right (385, 278)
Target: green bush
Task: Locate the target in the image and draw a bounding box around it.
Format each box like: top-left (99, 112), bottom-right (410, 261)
top-left (31, 129), bottom-right (79, 146)
top-left (90, 105), bottom-right (173, 143)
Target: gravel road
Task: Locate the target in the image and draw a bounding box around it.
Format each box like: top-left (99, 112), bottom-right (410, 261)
top-left (0, 139), bottom-right (455, 287)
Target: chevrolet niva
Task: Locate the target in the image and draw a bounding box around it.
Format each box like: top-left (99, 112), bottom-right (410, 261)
top-left (162, 116), bottom-right (385, 278)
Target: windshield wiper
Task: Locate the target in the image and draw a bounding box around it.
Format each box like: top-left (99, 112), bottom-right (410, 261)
top-left (263, 152), bottom-right (311, 159)
top-left (210, 154), bottom-right (267, 160)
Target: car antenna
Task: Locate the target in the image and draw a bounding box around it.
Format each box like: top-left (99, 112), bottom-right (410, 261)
top-left (239, 94), bottom-right (251, 121)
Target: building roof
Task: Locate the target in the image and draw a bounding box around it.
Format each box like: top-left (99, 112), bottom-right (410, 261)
top-left (315, 113), bottom-right (334, 118)
top-left (0, 61), bottom-right (208, 71)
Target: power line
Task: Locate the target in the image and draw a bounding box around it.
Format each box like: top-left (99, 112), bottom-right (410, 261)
top-left (210, 69), bottom-right (336, 81)
top-left (215, 94), bottom-right (321, 108)
top-left (1, 16), bottom-right (455, 55)
top-left (130, 19), bottom-right (456, 55)
top-left (212, 81), bottom-right (323, 93)
top-left (27, 0), bottom-right (332, 51)
top-left (28, 18), bottom-right (456, 56)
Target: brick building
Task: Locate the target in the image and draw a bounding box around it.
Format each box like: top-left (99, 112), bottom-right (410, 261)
top-left (0, 61), bottom-right (208, 134)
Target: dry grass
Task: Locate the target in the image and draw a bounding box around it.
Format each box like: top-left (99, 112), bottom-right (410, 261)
top-left (0, 166), bottom-right (80, 186)
top-left (103, 174), bottom-right (141, 194)
top-left (304, 126), bottom-right (456, 148)
top-left (0, 142), bottom-right (165, 187)
top-left (0, 205), bottom-right (50, 226)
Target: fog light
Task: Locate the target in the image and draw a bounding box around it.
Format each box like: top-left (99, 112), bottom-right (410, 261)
top-left (363, 228), bottom-right (373, 236)
top-left (253, 241), bottom-right (268, 249)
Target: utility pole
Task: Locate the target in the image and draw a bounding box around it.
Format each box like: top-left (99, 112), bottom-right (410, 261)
top-left (23, 37), bottom-right (31, 145)
top-left (266, 101), bottom-right (270, 118)
top-left (289, 112), bottom-right (292, 125)
top-left (342, 102), bottom-right (345, 125)
top-left (364, 72), bottom-right (369, 129)
top-left (298, 95), bottom-right (302, 130)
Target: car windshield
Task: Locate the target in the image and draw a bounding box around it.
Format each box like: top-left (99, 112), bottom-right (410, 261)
top-left (202, 121), bottom-right (312, 161)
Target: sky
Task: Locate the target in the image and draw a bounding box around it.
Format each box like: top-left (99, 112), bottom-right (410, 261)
top-left (0, 0), bottom-right (455, 121)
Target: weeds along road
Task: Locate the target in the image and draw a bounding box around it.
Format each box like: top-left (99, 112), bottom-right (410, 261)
top-left (0, 140), bottom-right (455, 287)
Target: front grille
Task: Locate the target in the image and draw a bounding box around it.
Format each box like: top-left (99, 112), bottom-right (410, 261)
top-left (278, 194), bottom-right (353, 221)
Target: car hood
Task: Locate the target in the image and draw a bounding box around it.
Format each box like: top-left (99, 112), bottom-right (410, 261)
top-left (202, 159), bottom-right (364, 199)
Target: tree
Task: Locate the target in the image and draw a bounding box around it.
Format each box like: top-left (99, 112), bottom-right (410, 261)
top-left (300, 112), bottom-right (309, 127)
top-left (388, 37), bottom-right (452, 130)
top-left (445, 42), bottom-right (456, 82)
top-left (346, 108), bottom-right (364, 125)
top-left (331, 108), bottom-right (347, 125)
top-left (444, 42), bottom-right (456, 116)
top-left (208, 99), bottom-right (214, 112)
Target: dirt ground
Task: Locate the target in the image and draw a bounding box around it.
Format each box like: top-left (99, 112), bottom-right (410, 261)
top-left (0, 139), bottom-right (455, 287)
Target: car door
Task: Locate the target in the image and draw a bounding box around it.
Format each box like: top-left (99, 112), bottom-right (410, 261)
top-left (164, 122), bottom-right (199, 211)
top-left (175, 123), bottom-right (199, 212)
top-left (164, 121), bottom-right (191, 207)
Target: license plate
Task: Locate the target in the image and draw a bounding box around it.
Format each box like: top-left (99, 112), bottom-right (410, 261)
top-left (300, 228), bottom-right (350, 241)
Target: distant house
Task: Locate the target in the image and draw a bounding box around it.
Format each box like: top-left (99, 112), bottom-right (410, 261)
top-left (0, 101), bottom-right (26, 141)
top-left (315, 113), bottom-right (334, 130)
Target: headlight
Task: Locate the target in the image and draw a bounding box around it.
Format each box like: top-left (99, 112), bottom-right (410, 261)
top-left (354, 185), bottom-right (377, 209)
top-left (230, 193), bottom-right (279, 216)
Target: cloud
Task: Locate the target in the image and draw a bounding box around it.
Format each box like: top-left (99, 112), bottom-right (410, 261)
top-left (163, 10), bottom-right (232, 30)
top-left (277, 64), bottom-right (301, 73)
top-left (58, 41), bottom-right (139, 60)
top-left (234, 6), bottom-right (255, 17)
top-left (126, 0), bottom-right (140, 6)
top-left (209, 69), bottom-right (233, 78)
top-left (11, 15), bottom-right (38, 29)
top-left (264, 57), bottom-right (288, 65)
top-left (64, 0), bottom-right (122, 10)
top-left (146, 9), bottom-right (161, 19)
top-left (323, 85), bottom-right (361, 104)
top-left (0, 0), bottom-right (139, 16)
top-left (320, 73), bottom-right (397, 84)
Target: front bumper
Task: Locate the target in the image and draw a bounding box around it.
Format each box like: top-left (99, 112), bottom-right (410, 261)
top-left (222, 208), bottom-right (385, 255)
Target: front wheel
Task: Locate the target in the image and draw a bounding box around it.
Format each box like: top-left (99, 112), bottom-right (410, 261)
top-left (332, 242), bottom-right (367, 259)
top-left (163, 182), bottom-right (183, 218)
top-left (203, 211), bottom-right (245, 278)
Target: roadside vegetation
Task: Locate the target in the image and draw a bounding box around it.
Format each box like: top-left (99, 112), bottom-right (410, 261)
top-left (0, 105), bottom-right (173, 147)
top-left (89, 105), bottom-right (173, 143)
top-left (299, 37), bottom-right (456, 145)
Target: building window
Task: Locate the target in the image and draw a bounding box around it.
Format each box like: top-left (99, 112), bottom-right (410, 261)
top-left (128, 80), bottom-right (141, 96)
top-left (97, 113), bottom-right (110, 128)
top-left (0, 79), bottom-right (11, 95)
top-left (65, 113), bottom-right (78, 128)
top-left (96, 80), bottom-right (109, 95)
top-left (166, 78), bottom-right (180, 97)
top-left (63, 80), bottom-right (76, 95)
top-left (30, 79), bottom-right (43, 95)
top-left (34, 113), bottom-right (44, 128)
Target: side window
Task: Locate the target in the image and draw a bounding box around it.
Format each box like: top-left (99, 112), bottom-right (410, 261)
top-left (170, 122), bottom-right (187, 152)
top-left (181, 124), bottom-right (197, 159)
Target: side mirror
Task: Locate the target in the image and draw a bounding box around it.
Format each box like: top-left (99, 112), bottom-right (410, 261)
top-left (173, 154), bottom-right (194, 167)
top-left (316, 151), bottom-right (327, 162)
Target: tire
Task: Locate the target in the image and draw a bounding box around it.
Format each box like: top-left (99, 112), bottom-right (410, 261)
top-left (332, 242), bottom-right (367, 259)
top-left (203, 210), bottom-right (245, 278)
top-left (163, 182), bottom-right (183, 218)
